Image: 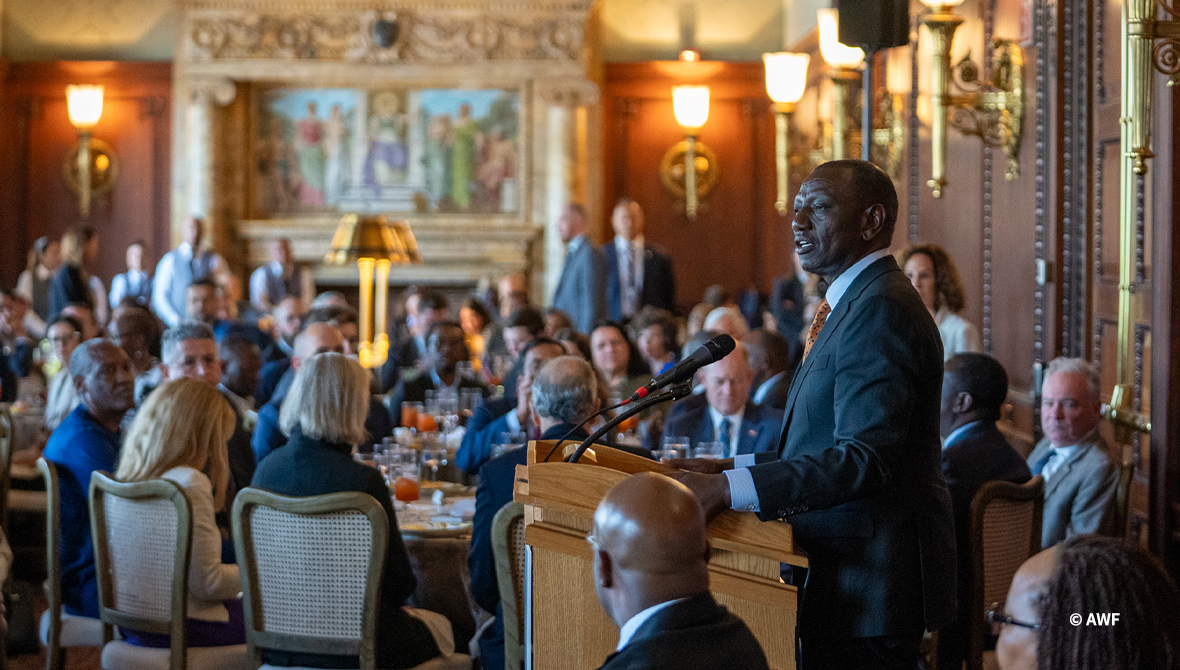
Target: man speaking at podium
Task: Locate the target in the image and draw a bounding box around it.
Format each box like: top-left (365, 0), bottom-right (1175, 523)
top-left (670, 160), bottom-right (956, 670)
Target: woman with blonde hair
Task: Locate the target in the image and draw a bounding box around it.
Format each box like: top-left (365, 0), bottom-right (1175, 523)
top-left (899, 243), bottom-right (983, 359)
top-left (251, 353), bottom-right (454, 669)
top-left (114, 377), bottom-right (244, 648)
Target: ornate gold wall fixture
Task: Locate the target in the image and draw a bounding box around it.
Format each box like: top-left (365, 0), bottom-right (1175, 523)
top-left (871, 89), bottom-right (905, 184)
top-left (920, 1), bottom-right (1024, 198)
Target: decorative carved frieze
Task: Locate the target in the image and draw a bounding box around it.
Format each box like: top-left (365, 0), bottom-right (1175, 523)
top-left (186, 7), bottom-right (586, 63)
top-left (536, 79), bottom-right (599, 106)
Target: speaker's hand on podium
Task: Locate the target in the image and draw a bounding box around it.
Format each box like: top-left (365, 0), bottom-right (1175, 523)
top-left (661, 457), bottom-right (734, 474)
top-left (663, 471), bottom-right (731, 521)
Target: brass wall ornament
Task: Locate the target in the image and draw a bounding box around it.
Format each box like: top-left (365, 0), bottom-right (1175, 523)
top-left (920, 1), bottom-right (1025, 197)
top-left (659, 140), bottom-right (719, 210)
top-left (871, 89), bottom-right (906, 184)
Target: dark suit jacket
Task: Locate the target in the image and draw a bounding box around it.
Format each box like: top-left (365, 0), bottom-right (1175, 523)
top-left (471, 423), bottom-right (589, 670)
top-left (752, 371), bottom-right (792, 411)
top-left (553, 235), bottom-right (608, 333)
top-left (254, 357), bottom-right (292, 407)
top-left (663, 402), bottom-right (781, 457)
top-left (455, 396), bottom-right (516, 475)
top-left (748, 255), bottom-right (956, 638)
top-left (384, 372), bottom-right (490, 427)
top-left (252, 388), bottom-right (393, 464)
top-left (603, 240), bottom-right (676, 319)
top-left (48, 264), bottom-right (92, 319)
top-left (378, 336), bottom-right (424, 394)
top-left (596, 592), bottom-right (769, 670)
top-left (251, 429), bottom-right (438, 669)
top-left (771, 274), bottom-right (807, 343)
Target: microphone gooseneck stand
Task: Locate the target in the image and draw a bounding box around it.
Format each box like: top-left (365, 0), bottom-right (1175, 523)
top-left (566, 381), bottom-right (694, 464)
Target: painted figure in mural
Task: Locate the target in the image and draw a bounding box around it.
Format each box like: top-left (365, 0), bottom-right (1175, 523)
top-left (423, 114), bottom-right (453, 206)
top-left (324, 103), bottom-right (350, 206)
top-left (363, 92), bottom-right (409, 194)
top-left (295, 101), bottom-right (327, 207)
top-left (258, 121), bottom-right (297, 212)
top-left (479, 128), bottom-right (516, 212)
top-left (450, 103), bottom-right (479, 210)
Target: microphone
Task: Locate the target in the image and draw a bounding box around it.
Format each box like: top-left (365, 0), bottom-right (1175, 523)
top-left (628, 334), bottom-right (736, 402)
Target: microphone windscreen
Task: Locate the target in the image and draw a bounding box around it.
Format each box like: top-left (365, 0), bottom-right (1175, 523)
top-left (704, 334), bottom-right (737, 361)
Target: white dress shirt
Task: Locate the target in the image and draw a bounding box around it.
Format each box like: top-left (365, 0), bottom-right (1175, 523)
top-left (615, 597), bottom-right (686, 652)
top-left (109, 270), bottom-right (150, 308)
top-left (723, 248), bottom-right (892, 513)
top-left (1040, 445), bottom-right (1079, 484)
top-left (614, 235), bottom-right (645, 316)
top-left (708, 406), bottom-right (745, 458)
top-left (152, 243), bottom-right (227, 328)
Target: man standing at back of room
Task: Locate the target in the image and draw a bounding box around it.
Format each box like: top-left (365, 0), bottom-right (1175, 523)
top-left (603, 199), bottom-right (675, 320)
top-left (153, 216), bottom-right (228, 328)
top-left (552, 202), bottom-right (607, 333)
top-left (669, 160), bottom-right (956, 669)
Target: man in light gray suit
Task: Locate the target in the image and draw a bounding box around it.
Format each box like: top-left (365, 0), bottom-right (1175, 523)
top-left (552, 203), bottom-right (606, 333)
top-left (1027, 357), bottom-right (1119, 548)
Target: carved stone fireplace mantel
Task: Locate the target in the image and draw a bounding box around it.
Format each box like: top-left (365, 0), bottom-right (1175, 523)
top-left (172, 0), bottom-right (602, 299)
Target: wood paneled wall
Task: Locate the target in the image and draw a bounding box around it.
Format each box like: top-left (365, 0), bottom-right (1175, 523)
top-left (602, 62), bottom-right (784, 313)
top-left (0, 61), bottom-right (172, 289)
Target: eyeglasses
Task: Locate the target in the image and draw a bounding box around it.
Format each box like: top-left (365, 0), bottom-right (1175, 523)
top-left (987, 602), bottom-right (1041, 634)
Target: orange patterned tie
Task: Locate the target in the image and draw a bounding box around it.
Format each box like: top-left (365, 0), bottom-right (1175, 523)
top-left (802, 299), bottom-right (831, 363)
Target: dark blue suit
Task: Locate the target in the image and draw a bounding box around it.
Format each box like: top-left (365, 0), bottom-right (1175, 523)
top-left (596, 592), bottom-right (769, 670)
top-left (936, 421), bottom-right (1031, 670)
top-left (662, 401), bottom-right (781, 457)
top-left (455, 396), bottom-right (516, 475)
top-left (603, 240), bottom-right (676, 320)
top-left (254, 357), bottom-right (292, 407)
top-left (42, 406), bottom-right (121, 617)
top-left (747, 255), bottom-right (957, 645)
top-left (470, 423), bottom-right (587, 670)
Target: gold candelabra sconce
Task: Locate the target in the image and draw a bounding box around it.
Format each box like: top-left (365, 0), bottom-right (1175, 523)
top-left (763, 51), bottom-right (810, 215)
top-left (818, 8), bottom-right (865, 163)
top-left (920, 0), bottom-right (1025, 198)
top-left (872, 89), bottom-right (906, 184)
top-left (661, 85), bottom-right (717, 220)
top-left (63, 85), bottom-right (119, 218)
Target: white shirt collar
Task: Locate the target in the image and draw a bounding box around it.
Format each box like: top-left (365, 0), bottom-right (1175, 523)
top-left (178, 242), bottom-right (194, 259)
top-left (429, 368), bottom-right (461, 393)
top-left (824, 248), bottom-right (892, 311)
top-left (707, 405), bottom-right (744, 456)
top-left (615, 598), bottom-right (685, 651)
top-left (943, 419), bottom-right (988, 450)
top-left (568, 234), bottom-right (587, 252)
top-left (753, 370), bottom-right (787, 404)
top-left (615, 235), bottom-right (644, 250)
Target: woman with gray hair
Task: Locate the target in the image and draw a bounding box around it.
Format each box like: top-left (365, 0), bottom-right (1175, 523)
top-left (250, 353), bottom-right (455, 668)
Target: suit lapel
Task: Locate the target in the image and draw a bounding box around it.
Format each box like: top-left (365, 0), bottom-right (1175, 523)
top-left (1043, 435), bottom-right (1100, 498)
top-left (737, 405), bottom-right (760, 455)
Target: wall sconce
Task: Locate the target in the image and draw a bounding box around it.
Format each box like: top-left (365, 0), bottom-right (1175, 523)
top-left (763, 52), bottom-right (810, 215)
top-left (919, 0), bottom-right (1024, 197)
top-left (818, 8), bottom-right (865, 162)
top-left (65, 85), bottom-right (118, 218)
top-left (324, 215), bottom-right (421, 369)
top-left (661, 85), bottom-right (718, 220)
top-left (872, 89), bottom-right (906, 183)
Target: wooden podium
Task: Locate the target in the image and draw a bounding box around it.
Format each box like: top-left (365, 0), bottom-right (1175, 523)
top-left (513, 441), bottom-right (806, 670)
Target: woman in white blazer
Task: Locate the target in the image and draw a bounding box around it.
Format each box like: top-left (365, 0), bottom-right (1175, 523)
top-left (114, 377), bottom-right (243, 647)
top-left (899, 244), bottom-right (983, 360)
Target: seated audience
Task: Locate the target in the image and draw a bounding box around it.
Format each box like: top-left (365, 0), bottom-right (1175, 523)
top-left (108, 305), bottom-right (160, 376)
top-left (218, 334), bottom-right (261, 415)
top-left (387, 321), bottom-right (489, 426)
top-left (588, 473), bottom-right (769, 670)
top-left (159, 323), bottom-right (256, 496)
top-left (108, 239), bottom-right (152, 309)
top-left (312, 290), bottom-right (349, 310)
top-left (44, 316), bottom-right (85, 431)
top-left (702, 306), bottom-right (750, 341)
top-left (256, 305), bottom-right (355, 405)
top-left (541, 307), bottom-right (574, 339)
top-left (456, 338), bottom-right (566, 474)
top-left (252, 353), bottom-right (453, 668)
top-left (42, 339), bottom-right (135, 617)
top-left (662, 342), bottom-right (780, 457)
top-left (685, 303), bottom-right (712, 339)
top-left (471, 356), bottom-right (602, 670)
top-left (61, 302), bottom-right (100, 341)
top-left (590, 321), bottom-right (649, 401)
top-left (261, 296), bottom-right (306, 365)
top-left (380, 289), bottom-right (448, 393)
top-left (554, 327), bottom-right (592, 361)
top-left (937, 353), bottom-right (1032, 670)
top-left (900, 244), bottom-right (983, 359)
top-left (0, 290), bottom-right (37, 400)
top-left (16, 236), bottom-right (60, 333)
top-left (185, 279), bottom-right (222, 325)
top-left (499, 306), bottom-right (545, 396)
top-left (743, 329), bottom-right (794, 410)
top-left (1029, 357), bottom-right (1118, 548)
top-left (996, 535), bottom-right (1180, 670)
top-left (631, 306), bottom-right (679, 377)
top-left (771, 250), bottom-right (808, 345)
top-left (114, 378), bottom-right (244, 648)
top-left (459, 296), bottom-right (493, 366)
top-left (249, 237), bottom-right (313, 311)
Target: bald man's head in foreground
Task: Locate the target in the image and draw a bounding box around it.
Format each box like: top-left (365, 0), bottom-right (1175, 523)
top-left (590, 472), bottom-right (711, 627)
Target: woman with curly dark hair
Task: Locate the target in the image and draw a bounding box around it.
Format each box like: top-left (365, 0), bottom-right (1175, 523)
top-left (898, 244), bottom-right (982, 359)
top-left (995, 534), bottom-right (1180, 670)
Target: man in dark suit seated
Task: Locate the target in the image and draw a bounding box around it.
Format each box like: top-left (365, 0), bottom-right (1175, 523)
top-left (455, 337), bottom-right (565, 475)
top-left (379, 289), bottom-right (449, 393)
top-left (662, 342), bottom-right (781, 458)
top-left (743, 329), bottom-right (795, 411)
top-left (470, 355), bottom-right (602, 670)
top-left (589, 472), bottom-right (769, 670)
top-left (669, 160), bottom-right (957, 669)
top-left (260, 296), bottom-right (306, 365)
top-left (386, 321), bottom-right (489, 427)
top-left (936, 353), bottom-right (1032, 670)
top-left (603, 198), bottom-right (676, 321)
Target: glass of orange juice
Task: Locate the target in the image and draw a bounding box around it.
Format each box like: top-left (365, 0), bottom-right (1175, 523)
top-left (401, 402), bottom-right (421, 430)
top-left (417, 412), bottom-right (437, 432)
top-left (394, 475), bottom-right (420, 502)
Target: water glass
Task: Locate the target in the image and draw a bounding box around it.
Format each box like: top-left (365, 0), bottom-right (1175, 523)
top-left (694, 441), bottom-right (727, 460)
top-left (659, 435), bottom-right (691, 461)
top-left (491, 430), bottom-right (526, 459)
top-left (460, 388), bottom-right (483, 419)
top-left (421, 446), bottom-right (449, 482)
